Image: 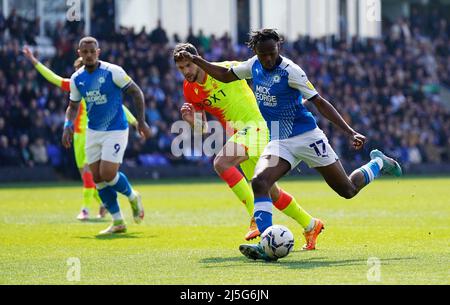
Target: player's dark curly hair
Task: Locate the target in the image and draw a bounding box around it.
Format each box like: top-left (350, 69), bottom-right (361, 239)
top-left (173, 43), bottom-right (199, 62)
top-left (246, 29), bottom-right (284, 50)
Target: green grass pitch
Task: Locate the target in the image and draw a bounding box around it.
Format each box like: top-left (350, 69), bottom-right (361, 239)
top-left (0, 177), bottom-right (449, 284)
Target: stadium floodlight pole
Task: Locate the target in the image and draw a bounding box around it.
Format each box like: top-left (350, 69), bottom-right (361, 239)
top-left (114, 0), bottom-right (119, 32)
top-left (84, 0), bottom-right (91, 35)
top-left (3, 0), bottom-right (9, 17)
top-left (188, 0), bottom-right (193, 30)
top-left (258, 0), bottom-right (263, 29)
top-left (306, 0), bottom-right (311, 35)
top-left (37, 0), bottom-right (44, 38)
top-left (286, 0), bottom-right (291, 41)
top-left (325, 0), bottom-right (331, 49)
top-left (158, 0), bottom-right (163, 21)
top-left (230, 0), bottom-right (237, 45)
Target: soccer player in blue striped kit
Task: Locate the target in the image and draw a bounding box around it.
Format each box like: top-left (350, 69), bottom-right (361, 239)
top-left (62, 37), bottom-right (152, 235)
top-left (176, 29), bottom-right (402, 260)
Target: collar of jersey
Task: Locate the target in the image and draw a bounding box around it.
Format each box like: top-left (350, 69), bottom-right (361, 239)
top-left (85, 61), bottom-right (102, 74)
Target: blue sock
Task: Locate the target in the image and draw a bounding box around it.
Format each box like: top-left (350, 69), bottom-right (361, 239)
top-left (96, 183), bottom-right (120, 215)
top-left (359, 159), bottom-right (382, 185)
top-left (106, 172), bottom-right (134, 198)
top-left (253, 197), bottom-right (273, 233)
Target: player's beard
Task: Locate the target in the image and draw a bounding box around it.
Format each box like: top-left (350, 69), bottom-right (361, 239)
top-left (186, 71), bottom-right (199, 83)
top-left (84, 60), bottom-right (99, 70)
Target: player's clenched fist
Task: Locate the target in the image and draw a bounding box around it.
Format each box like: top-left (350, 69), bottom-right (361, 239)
top-left (174, 51), bottom-right (194, 62)
top-left (137, 121), bottom-right (152, 140)
top-left (62, 124), bottom-right (74, 149)
top-left (180, 103), bottom-right (195, 125)
top-left (351, 132), bottom-right (366, 150)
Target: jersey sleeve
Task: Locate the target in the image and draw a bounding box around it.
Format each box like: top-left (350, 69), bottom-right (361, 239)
top-left (287, 65), bottom-right (319, 100)
top-left (61, 79), bottom-right (70, 92)
top-left (122, 105), bottom-right (137, 125)
top-left (69, 74), bottom-right (82, 102)
top-left (34, 62), bottom-right (70, 92)
top-left (215, 61), bottom-right (241, 69)
top-left (231, 56), bottom-right (257, 80)
top-left (110, 64), bottom-right (132, 90)
top-left (182, 84), bottom-right (202, 111)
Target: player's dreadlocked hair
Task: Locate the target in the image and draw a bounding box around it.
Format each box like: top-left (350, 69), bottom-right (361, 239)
top-left (173, 43), bottom-right (199, 62)
top-left (246, 29), bottom-right (284, 50)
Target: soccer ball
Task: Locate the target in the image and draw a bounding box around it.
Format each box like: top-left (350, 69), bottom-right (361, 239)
top-left (260, 225), bottom-right (294, 260)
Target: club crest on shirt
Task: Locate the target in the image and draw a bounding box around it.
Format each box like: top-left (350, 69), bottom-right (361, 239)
top-left (273, 75), bottom-right (281, 83)
top-left (98, 77), bottom-right (105, 84)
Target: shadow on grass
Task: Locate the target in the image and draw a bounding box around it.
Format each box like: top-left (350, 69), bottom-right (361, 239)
top-left (200, 257), bottom-right (246, 264)
top-left (200, 255), bottom-right (417, 269)
top-left (74, 231), bottom-right (156, 240)
top-left (78, 218), bottom-right (110, 223)
top-left (277, 256), bottom-right (417, 270)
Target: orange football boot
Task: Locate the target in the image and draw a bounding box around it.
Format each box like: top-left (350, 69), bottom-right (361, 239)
top-left (244, 217), bottom-right (261, 241)
top-left (302, 218), bottom-right (324, 250)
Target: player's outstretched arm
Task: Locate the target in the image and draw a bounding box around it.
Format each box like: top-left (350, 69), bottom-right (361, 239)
top-left (124, 81), bottom-right (152, 139)
top-left (62, 101), bottom-right (80, 149)
top-left (309, 95), bottom-right (366, 150)
top-left (175, 51), bottom-right (238, 83)
top-left (22, 46), bottom-right (70, 92)
top-left (22, 46), bottom-right (39, 65)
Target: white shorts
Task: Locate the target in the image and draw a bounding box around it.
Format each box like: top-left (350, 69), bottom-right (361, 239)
top-left (85, 128), bottom-right (129, 164)
top-left (261, 127), bottom-right (339, 169)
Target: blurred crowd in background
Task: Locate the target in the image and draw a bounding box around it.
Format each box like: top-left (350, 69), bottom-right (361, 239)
top-left (0, 2), bottom-right (449, 174)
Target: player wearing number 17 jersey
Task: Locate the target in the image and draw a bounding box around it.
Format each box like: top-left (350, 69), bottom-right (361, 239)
top-left (174, 43), bottom-right (319, 244)
top-left (175, 29), bottom-right (402, 261)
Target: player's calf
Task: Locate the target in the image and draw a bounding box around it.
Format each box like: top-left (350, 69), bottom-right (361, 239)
top-left (251, 176), bottom-right (272, 197)
top-left (335, 184), bottom-right (358, 199)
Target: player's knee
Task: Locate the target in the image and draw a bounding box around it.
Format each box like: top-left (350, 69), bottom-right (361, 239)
top-left (213, 156), bottom-right (228, 174)
top-left (91, 171), bottom-right (103, 184)
top-left (99, 169), bottom-right (117, 183)
top-left (92, 175), bottom-right (103, 184)
top-left (252, 175), bottom-right (271, 195)
top-left (337, 186), bottom-right (358, 199)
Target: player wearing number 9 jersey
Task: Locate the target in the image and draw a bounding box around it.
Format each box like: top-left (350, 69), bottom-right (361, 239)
top-left (63, 36), bottom-right (152, 235)
top-left (22, 46), bottom-right (139, 221)
top-left (176, 29), bottom-right (402, 261)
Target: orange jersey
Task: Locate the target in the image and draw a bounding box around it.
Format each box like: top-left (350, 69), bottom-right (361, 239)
top-left (183, 61), bottom-right (265, 134)
top-left (62, 79), bottom-right (86, 134)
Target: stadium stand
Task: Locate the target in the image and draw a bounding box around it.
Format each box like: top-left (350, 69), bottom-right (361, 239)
top-left (0, 6), bottom-right (448, 177)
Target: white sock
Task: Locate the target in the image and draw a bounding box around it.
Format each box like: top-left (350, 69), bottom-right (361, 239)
top-left (128, 191), bottom-right (137, 201)
top-left (112, 212), bottom-right (123, 222)
top-left (96, 182), bottom-right (107, 190)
